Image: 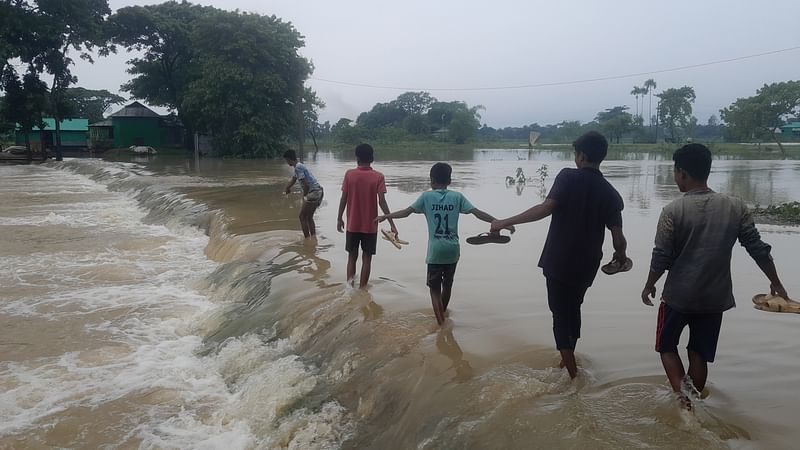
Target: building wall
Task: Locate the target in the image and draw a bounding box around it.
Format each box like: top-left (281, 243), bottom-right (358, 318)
top-left (15, 130), bottom-right (87, 147)
top-left (113, 117), bottom-right (161, 147)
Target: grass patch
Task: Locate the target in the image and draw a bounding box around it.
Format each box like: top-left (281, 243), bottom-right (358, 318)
top-left (753, 202), bottom-right (800, 225)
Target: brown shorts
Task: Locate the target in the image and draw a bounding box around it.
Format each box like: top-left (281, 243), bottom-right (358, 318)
top-left (304, 188), bottom-right (324, 205)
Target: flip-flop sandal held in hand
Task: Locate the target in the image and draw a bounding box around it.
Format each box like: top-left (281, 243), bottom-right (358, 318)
top-left (601, 257), bottom-right (633, 275)
top-left (752, 294), bottom-right (800, 313)
top-left (381, 229), bottom-right (408, 250)
top-left (466, 232), bottom-right (511, 245)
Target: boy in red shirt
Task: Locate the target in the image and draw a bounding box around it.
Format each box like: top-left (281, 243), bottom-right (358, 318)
top-left (337, 144), bottom-right (398, 288)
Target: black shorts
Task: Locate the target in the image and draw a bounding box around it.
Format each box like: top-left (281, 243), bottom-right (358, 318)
top-left (546, 277), bottom-right (589, 350)
top-left (426, 263), bottom-right (457, 289)
top-left (655, 302), bottom-right (723, 363)
top-left (346, 232), bottom-right (377, 255)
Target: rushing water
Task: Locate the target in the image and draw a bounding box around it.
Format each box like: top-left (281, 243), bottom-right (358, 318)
top-left (1, 149), bottom-right (799, 449)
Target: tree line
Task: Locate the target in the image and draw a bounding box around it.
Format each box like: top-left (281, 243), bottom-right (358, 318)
top-left (1, 0), bottom-right (317, 158)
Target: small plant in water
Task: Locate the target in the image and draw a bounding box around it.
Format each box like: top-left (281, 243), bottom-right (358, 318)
top-left (753, 202), bottom-right (800, 225)
top-left (536, 164), bottom-right (549, 198)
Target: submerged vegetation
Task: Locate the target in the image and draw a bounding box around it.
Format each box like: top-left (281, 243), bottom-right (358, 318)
top-left (753, 202), bottom-right (800, 224)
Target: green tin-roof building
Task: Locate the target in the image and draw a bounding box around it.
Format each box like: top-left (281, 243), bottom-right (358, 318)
top-left (89, 101), bottom-right (184, 150)
top-left (780, 122), bottom-right (800, 138)
top-left (15, 118), bottom-right (89, 151)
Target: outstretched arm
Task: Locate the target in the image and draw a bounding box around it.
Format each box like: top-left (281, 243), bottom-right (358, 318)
top-left (490, 198), bottom-right (557, 232)
top-left (285, 176), bottom-right (297, 194)
top-left (377, 207), bottom-right (414, 223)
top-left (378, 192), bottom-right (398, 235)
top-left (337, 193), bottom-right (347, 233)
top-left (471, 208), bottom-right (515, 233)
top-left (738, 208), bottom-right (789, 298)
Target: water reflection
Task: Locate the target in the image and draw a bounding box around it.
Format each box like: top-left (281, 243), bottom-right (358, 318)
top-left (436, 327), bottom-right (474, 382)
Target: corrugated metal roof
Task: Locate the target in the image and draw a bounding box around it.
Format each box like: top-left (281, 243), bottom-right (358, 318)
top-left (89, 119), bottom-right (113, 127)
top-left (781, 122), bottom-right (800, 129)
top-left (108, 101), bottom-right (160, 118)
top-left (15, 118), bottom-right (89, 131)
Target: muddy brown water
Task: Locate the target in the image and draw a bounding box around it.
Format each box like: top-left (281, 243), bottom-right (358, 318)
top-left (1, 149), bottom-right (798, 449)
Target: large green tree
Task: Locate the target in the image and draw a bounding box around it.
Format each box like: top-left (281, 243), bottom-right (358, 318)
top-left (720, 81), bottom-right (800, 157)
top-left (1, 0), bottom-right (111, 159)
top-left (596, 106), bottom-right (633, 143)
top-left (179, 10), bottom-right (312, 157)
top-left (63, 87), bottom-right (125, 123)
top-left (111, 2), bottom-right (314, 157)
top-left (657, 86), bottom-right (696, 142)
top-left (0, 71), bottom-right (48, 157)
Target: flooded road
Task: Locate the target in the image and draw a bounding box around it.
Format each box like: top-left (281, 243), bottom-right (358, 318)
top-left (1, 148), bottom-right (798, 449)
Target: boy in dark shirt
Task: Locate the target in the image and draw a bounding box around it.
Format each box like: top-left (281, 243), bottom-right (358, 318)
top-left (491, 131), bottom-right (629, 378)
top-left (641, 143), bottom-right (788, 410)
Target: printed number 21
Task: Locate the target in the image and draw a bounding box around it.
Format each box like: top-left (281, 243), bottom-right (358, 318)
top-left (434, 213), bottom-right (450, 235)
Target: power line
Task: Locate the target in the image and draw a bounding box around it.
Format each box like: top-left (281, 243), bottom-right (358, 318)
top-left (310, 45), bottom-right (800, 92)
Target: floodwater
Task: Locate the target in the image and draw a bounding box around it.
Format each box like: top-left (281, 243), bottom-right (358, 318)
top-left (1, 148), bottom-right (798, 449)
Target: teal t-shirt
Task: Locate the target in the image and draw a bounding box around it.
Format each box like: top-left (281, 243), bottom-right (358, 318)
top-left (410, 189), bottom-right (475, 264)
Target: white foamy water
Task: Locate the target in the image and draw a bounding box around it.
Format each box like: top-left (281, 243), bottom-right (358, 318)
top-left (0, 163), bottom-right (352, 449)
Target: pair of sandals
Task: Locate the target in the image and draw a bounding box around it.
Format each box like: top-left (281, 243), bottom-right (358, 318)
top-left (467, 233), bottom-right (636, 277)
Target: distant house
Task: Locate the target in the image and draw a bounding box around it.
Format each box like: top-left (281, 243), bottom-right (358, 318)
top-left (15, 118), bottom-right (89, 151)
top-left (89, 101), bottom-right (184, 149)
top-left (780, 122), bottom-right (800, 139)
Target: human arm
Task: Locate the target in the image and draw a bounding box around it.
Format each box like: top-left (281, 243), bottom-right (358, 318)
top-left (378, 192), bottom-right (398, 236)
top-left (471, 208), bottom-right (515, 233)
top-left (285, 176), bottom-right (297, 194)
top-left (490, 199), bottom-right (557, 232)
top-left (738, 207), bottom-right (788, 298)
top-left (337, 193), bottom-right (347, 232)
top-left (610, 226), bottom-right (627, 262)
top-left (376, 207), bottom-right (414, 223)
top-left (642, 208), bottom-right (674, 306)
top-left (641, 270), bottom-right (664, 306)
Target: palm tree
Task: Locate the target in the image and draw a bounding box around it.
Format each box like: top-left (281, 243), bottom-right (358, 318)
top-left (630, 86), bottom-right (641, 118)
top-left (644, 79), bottom-right (657, 127)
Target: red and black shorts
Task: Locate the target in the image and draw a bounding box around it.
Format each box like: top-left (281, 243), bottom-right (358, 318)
top-left (655, 302), bottom-right (723, 363)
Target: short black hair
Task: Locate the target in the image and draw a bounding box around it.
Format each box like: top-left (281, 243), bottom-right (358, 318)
top-left (430, 162), bottom-right (452, 185)
top-left (572, 131), bottom-right (608, 163)
top-left (283, 149), bottom-right (297, 161)
top-left (355, 143), bottom-right (374, 163)
top-left (673, 143), bottom-right (712, 181)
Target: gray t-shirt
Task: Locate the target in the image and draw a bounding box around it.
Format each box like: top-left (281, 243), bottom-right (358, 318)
top-left (650, 189), bottom-right (772, 313)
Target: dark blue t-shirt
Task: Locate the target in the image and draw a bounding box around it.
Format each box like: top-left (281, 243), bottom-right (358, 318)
top-left (538, 167), bottom-right (624, 287)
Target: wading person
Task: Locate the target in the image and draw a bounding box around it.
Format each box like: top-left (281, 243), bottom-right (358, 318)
top-left (284, 150), bottom-right (323, 238)
top-left (377, 162), bottom-right (513, 326)
top-left (337, 143), bottom-right (397, 288)
top-left (491, 131), bottom-right (629, 378)
top-left (641, 143), bottom-right (788, 410)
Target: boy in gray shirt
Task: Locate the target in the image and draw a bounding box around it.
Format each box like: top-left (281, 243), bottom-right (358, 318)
top-left (641, 143), bottom-right (789, 410)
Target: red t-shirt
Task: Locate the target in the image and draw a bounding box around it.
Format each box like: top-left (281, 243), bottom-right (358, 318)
top-left (342, 166), bottom-right (386, 233)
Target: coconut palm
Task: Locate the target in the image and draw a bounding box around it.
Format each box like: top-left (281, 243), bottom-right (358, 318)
top-left (644, 79), bottom-right (657, 127)
top-left (630, 86), bottom-right (641, 118)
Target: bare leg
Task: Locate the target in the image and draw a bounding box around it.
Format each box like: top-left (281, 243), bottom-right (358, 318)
top-left (346, 251), bottom-right (358, 285)
top-left (298, 208), bottom-right (310, 238)
top-left (559, 349), bottom-right (578, 378)
top-left (306, 203), bottom-right (319, 236)
top-left (359, 252), bottom-right (372, 289)
top-left (686, 350), bottom-right (708, 392)
top-left (441, 283), bottom-right (453, 311)
top-left (430, 287), bottom-right (446, 325)
top-left (661, 351), bottom-right (692, 410)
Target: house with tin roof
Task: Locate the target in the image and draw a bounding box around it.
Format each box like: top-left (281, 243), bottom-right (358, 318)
top-left (89, 101), bottom-right (184, 150)
top-left (15, 118), bottom-right (89, 152)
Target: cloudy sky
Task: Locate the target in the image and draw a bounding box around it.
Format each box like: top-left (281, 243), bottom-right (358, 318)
top-left (72, 0), bottom-right (800, 127)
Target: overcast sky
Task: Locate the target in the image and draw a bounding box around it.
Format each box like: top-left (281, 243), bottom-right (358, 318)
top-left (72, 0), bottom-right (800, 127)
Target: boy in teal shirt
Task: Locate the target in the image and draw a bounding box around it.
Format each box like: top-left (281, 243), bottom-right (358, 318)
top-left (377, 163), bottom-right (513, 325)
